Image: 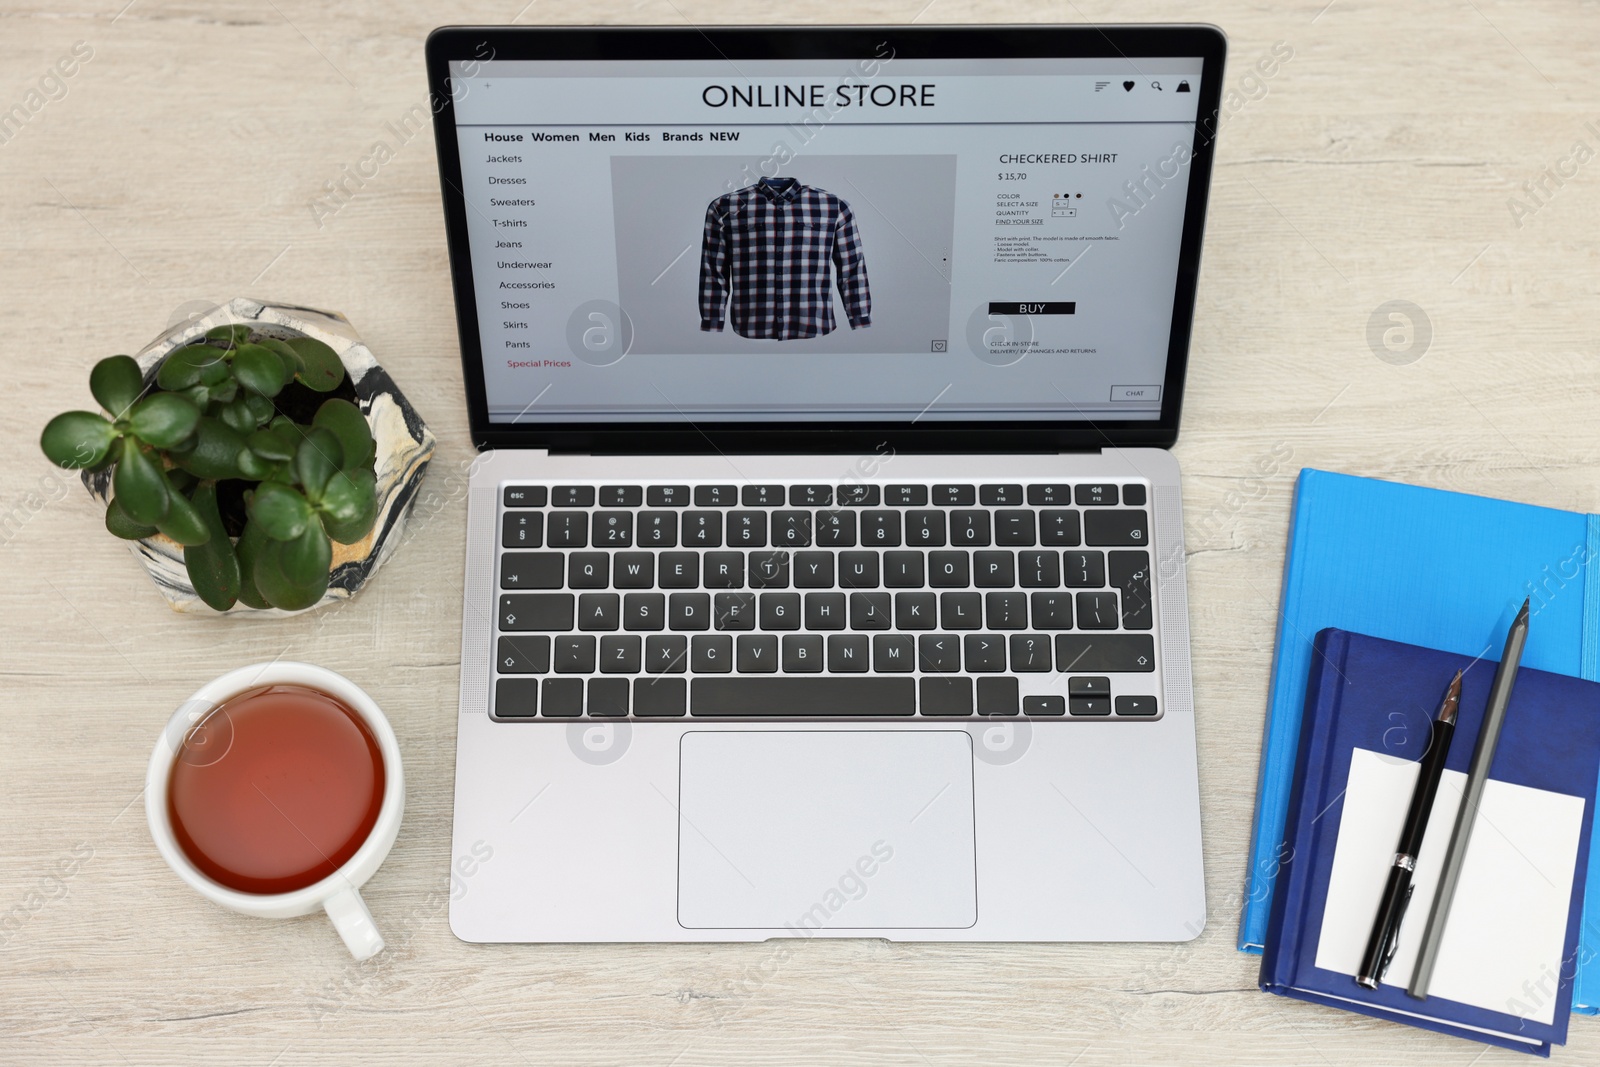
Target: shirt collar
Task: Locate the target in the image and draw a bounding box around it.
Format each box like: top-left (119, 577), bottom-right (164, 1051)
top-left (754, 177), bottom-right (801, 203)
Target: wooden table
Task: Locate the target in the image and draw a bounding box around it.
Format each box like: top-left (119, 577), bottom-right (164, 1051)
top-left (3, 1), bottom-right (1597, 1062)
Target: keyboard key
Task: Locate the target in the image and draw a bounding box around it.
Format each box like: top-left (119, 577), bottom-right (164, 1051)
top-left (547, 512), bottom-right (587, 548)
top-left (703, 552), bottom-right (744, 589)
top-left (623, 592), bottom-right (665, 631)
top-left (669, 592), bottom-right (711, 631)
top-left (804, 592), bottom-right (847, 631)
top-left (552, 486), bottom-right (595, 507)
top-left (1062, 551), bottom-right (1106, 588)
top-left (1123, 484), bottom-right (1147, 506)
top-left (883, 551), bottom-right (924, 588)
top-left (773, 511), bottom-right (812, 547)
top-left (592, 510), bottom-right (633, 547)
top-left (499, 593), bottom-right (574, 632)
top-left (691, 677), bottom-right (915, 716)
top-left (694, 485), bottom-right (737, 507)
top-left (782, 634), bottom-right (823, 672)
top-left (613, 552), bottom-right (654, 589)
top-left (691, 634), bottom-right (733, 673)
top-left (815, 509), bottom-right (856, 546)
top-left (1076, 591), bottom-right (1119, 630)
top-left (828, 634), bottom-right (870, 672)
top-left (577, 593), bottom-right (620, 631)
top-left (568, 552), bottom-right (609, 589)
top-left (873, 634), bottom-right (916, 672)
top-left (860, 511), bottom-right (901, 546)
top-left (1075, 483), bottom-right (1117, 507)
top-left (634, 677), bottom-right (687, 716)
top-left (1024, 695), bottom-right (1066, 716)
top-left (587, 678), bottom-right (630, 716)
top-left (985, 591), bottom-right (1028, 630)
top-left (837, 484), bottom-right (879, 506)
top-left (500, 551), bottom-right (562, 589)
top-left (646, 485), bottom-right (690, 507)
top-left (839, 551), bottom-right (879, 589)
top-left (497, 635), bottom-right (550, 674)
top-left (502, 512), bottom-right (543, 548)
top-left (1068, 676), bottom-right (1111, 696)
top-left (979, 484), bottom-right (1023, 506)
top-left (1010, 634), bottom-right (1052, 671)
top-left (906, 510), bottom-right (947, 546)
top-left (659, 552), bottom-right (699, 588)
top-left (973, 551), bottom-right (1014, 588)
top-left (929, 551), bottom-right (969, 587)
top-left (963, 634), bottom-right (1006, 672)
top-left (1110, 550), bottom-right (1153, 630)
top-left (503, 485), bottom-right (547, 508)
top-left (933, 484), bottom-right (975, 506)
top-left (918, 634), bottom-right (961, 672)
top-left (637, 511), bottom-right (678, 547)
top-left (749, 551), bottom-right (791, 588)
top-left (714, 592), bottom-right (756, 631)
top-left (920, 677), bottom-right (973, 716)
top-left (941, 592), bottom-right (982, 630)
top-left (495, 678), bottom-right (539, 717)
top-left (1030, 592), bottom-right (1073, 630)
top-left (1040, 510), bottom-right (1082, 546)
top-left (850, 592), bottom-right (892, 630)
top-left (1084, 509), bottom-right (1149, 547)
top-left (886, 484), bottom-right (928, 506)
top-left (895, 591), bottom-right (937, 630)
top-left (1070, 696), bottom-right (1112, 717)
top-left (977, 677), bottom-right (1020, 715)
top-left (1026, 484), bottom-right (1070, 507)
top-left (599, 485), bottom-right (642, 507)
top-left (599, 635), bottom-right (642, 674)
top-left (994, 510), bottom-right (1036, 546)
top-left (950, 510), bottom-right (991, 546)
top-left (541, 678), bottom-right (583, 717)
top-left (554, 635), bottom-right (596, 673)
top-left (793, 551), bottom-right (835, 587)
top-left (727, 511), bottom-right (767, 547)
top-left (1018, 551), bottom-right (1060, 589)
top-left (1055, 634), bottom-right (1155, 672)
top-left (736, 634), bottom-right (779, 673)
top-left (741, 484), bottom-right (784, 507)
top-left (789, 484), bottom-right (831, 507)
top-left (760, 592), bottom-right (801, 631)
top-left (1116, 695), bottom-right (1159, 717)
top-left (645, 635), bottom-right (688, 674)
top-left (683, 511), bottom-right (722, 547)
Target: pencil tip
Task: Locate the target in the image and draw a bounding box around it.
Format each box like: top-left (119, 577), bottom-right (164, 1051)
top-left (1516, 597), bottom-right (1531, 624)
top-left (1442, 671), bottom-right (1462, 723)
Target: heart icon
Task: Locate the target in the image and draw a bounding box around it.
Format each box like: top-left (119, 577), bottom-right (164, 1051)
top-left (1122, 81), bottom-right (1135, 92)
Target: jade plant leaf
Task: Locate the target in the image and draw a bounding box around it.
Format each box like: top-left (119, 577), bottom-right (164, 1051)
top-left (248, 480), bottom-right (313, 540)
top-left (113, 437), bottom-right (169, 525)
top-left (206, 324), bottom-right (252, 346)
top-left (232, 343), bottom-right (288, 397)
top-left (128, 393), bottom-right (201, 449)
top-left (89, 355), bottom-right (145, 419)
top-left (286, 336), bottom-right (344, 392)
top-left (312, 398), bottom-right (374, 473)
top-left (258, 338), bottom-right (303, 380)
top-left (175, 417), bottom-right (245, 480)
top-left (244, 393), bottom-right (275, 427)
top-left (154, 485), bottom-right (210, 547)
top-left (104, 497), bottom-right (158, 540)
top-left (156, 344), bottom-right (222, 391)
top-left (253, 523), bottom-right (331, 610)
top-left (295, 428), bottom-right (344, 500)
top-left (40, 411), bottom-right (118, 469)
top-left (318, 467), bottom-right (378, 545)
top-left (234, 519), bottom-right (272, 609)
top-left (184, 484), bottom-right (240, 610)
top-left (246, 428), bottom-right (296, 463)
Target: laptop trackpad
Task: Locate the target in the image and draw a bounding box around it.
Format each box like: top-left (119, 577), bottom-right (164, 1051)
top-left (677, 731), bottom-right (977, 931)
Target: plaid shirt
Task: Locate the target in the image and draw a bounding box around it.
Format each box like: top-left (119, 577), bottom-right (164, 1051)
top-left (699, 177), bottom-right (871, 340)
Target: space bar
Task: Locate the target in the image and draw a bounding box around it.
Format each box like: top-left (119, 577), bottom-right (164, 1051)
top-left (691, 677), bottom-right (917, 716)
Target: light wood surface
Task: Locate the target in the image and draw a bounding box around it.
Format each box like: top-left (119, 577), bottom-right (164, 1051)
top-left (3, 1), bottom-right (1598, 1063)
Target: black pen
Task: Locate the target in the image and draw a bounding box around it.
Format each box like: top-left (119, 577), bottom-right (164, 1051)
top-left (1356, 669), bottom-right (1462, 989)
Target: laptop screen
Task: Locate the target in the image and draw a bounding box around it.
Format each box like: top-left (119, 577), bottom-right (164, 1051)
top-left (441, 43), bottom-right (1214, 431)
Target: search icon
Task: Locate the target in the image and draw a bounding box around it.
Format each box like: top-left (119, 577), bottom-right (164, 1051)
top-left (1151, 81), bottom-right (1163, 91)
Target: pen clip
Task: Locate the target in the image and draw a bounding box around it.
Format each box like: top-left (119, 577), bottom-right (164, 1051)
top-left (1378, 883), bottom-right (1414, 979)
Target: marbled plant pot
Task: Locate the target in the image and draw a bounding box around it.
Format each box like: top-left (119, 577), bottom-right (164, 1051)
top-left (81, 298), bottom-right (435, 616)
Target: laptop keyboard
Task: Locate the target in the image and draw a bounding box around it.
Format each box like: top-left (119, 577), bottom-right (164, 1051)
top-left (490, 481), bottom-right (1161, 720)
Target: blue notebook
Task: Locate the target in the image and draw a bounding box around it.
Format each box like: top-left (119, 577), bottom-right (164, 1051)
top-left (1260, 629), bottom-right (1600, 1056)
top-left (1240, 469), bottom-right (1600, 1016)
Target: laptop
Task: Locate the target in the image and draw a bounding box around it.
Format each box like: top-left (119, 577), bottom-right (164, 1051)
top-left (426, 24), bottom-right (1225, 942)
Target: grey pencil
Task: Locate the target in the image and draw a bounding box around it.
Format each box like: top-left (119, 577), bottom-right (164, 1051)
top-left (1407, 597), bottom-right (1531, 1000)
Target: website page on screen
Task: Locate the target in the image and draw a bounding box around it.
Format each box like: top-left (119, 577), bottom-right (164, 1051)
top-left (449, 55), bottom-right (1204, 424)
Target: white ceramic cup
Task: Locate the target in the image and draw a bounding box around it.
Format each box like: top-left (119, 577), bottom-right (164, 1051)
top-left (146, 662), bottom-right (405, 960)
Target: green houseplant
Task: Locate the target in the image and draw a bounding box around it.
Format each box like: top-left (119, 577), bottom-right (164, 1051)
top-left (40, 325), bottom-right (379, 611)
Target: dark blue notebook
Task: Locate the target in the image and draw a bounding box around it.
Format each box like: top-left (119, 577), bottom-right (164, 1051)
top-left (1260, 629), bottom-right (1600, 1056)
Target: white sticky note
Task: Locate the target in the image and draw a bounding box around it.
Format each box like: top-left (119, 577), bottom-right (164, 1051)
top-left (1314, 747), bottom-right (1585, 1026)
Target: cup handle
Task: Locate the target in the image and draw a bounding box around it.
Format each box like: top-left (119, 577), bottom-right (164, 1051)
top-left (323, 885), bottom-right (385, 961)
